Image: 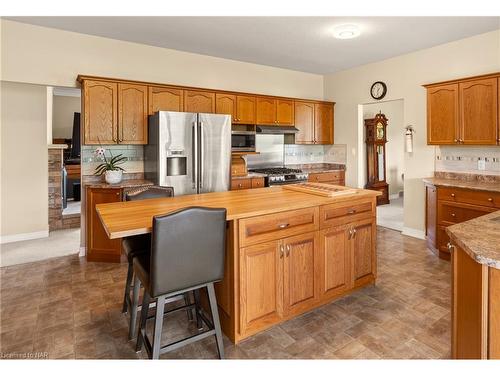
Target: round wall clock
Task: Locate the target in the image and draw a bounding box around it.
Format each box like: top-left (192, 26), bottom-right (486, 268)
top-left (370, 81), bottom-right (387, 100)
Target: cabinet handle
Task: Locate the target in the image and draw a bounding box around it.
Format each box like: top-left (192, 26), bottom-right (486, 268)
top-left (347, 209), bottom-right (356, 214)
top-left (286, 244), bottom-right (291, 257)
top-left (459, 139), bottom-right (463, 143)
top-left (348, 228), bottom-right (353, 239)
top-left (279, 245), bottom-right (284, 258)
top-left (488, 198), bottom-right (493, 202)
top-left (454, 139), bottom-right (458, 143)
top-left (116, 192), bottom-right (120, 196)
top-left (238, 183), bottom-right (243, 188)
top-left (447, 242), bottom-right (455, 252)
top-left (451, 193), bottom-right (455, 197)
top-left (450, 213), bottom-right (456, 217)
top-left (278, 223), bottom-right (289, 229)
top-left (352, 228), bottom-right (357, 239)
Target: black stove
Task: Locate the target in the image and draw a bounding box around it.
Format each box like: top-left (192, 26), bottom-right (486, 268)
top-left (249, 167), bottom-right (309, 186)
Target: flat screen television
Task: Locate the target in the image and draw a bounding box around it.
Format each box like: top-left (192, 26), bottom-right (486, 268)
top-left (70, 112), bottom-right (81, 159)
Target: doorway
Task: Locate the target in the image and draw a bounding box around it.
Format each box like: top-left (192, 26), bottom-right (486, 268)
top-left (359, 99), bottom-right (405, 231)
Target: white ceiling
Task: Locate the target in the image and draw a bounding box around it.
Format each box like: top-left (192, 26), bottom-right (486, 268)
top-left (5, 17), bottom-right (500, 74)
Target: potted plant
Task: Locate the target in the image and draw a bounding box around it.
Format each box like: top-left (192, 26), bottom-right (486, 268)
top-left (94, 147), bottom-right (127, 184)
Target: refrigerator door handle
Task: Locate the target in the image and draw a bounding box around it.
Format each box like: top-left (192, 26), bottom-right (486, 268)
top-left (192, 121), bottom-right (198, 189)
top-left (199, 121), bottom-right (204, 190)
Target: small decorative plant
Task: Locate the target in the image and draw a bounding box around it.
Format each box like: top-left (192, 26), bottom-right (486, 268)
top-left (94, 146), bottom-right (127, 184)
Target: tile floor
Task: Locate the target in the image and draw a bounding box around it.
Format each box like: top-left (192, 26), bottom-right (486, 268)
top-left (0, 227), bottom-right (451, 359)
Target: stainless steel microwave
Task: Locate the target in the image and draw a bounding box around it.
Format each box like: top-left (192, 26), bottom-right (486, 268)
top-left (231, 130), bottom-right (256, 152)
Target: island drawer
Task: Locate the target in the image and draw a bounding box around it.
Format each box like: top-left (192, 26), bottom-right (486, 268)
top-left (320, 199), bottom-right (374, 228)
top-left (239, 207), bottom-right (319, 247)
top-left (437, 201), bottom-right (496, 225)
top-left (231, 178), bottom-right (252, 190)
top-left (438, 187), bottom-right (500, 208)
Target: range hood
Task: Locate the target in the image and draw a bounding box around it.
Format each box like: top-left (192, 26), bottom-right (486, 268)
top-left (256, 125), bottom-right (299, 134)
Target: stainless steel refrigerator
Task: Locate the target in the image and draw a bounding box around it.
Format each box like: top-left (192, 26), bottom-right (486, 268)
top-left (145, 111), bottom-right (231, 196)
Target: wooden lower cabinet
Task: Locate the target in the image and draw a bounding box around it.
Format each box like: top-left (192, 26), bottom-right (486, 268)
top-left (232, 198), bottom-right (377, 342)
top-left (452, 243), bottom-right (500, 359)
top-left (231, 177), bottom-right (265, 190)
top-left (308, 171), bottom-right (345, 186)
top-left (86, 187), bottom-right (122, 262)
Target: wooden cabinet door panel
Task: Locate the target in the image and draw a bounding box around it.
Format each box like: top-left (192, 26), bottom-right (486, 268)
top-left (216, 93), bottom-right (236, 122)
top-left (276, 99), bottom-right (294, 126)
top-left (294, 101), bottom-right (315, 144)
top-left (184, 90), bottom-right (215, 113)
top-left (452, 244), bottom-right (488, 359)
top-left (236, 95), bottom-right (256, 124)
top-left (319, 226), bottom-right (351, 300)
top-left (118, 83), bottom-right (148, 144)
top-left (283, 232), bottom-right (317, 315)
top-left (314, 103), bottom-right (334, 144)
top-left (240, 241), bottom-right (283, 334)
top-left (148, 86), bottom-right (183, 114)
top-left (459, 78), bottom-right (498, 144)
top-left (352, 219), bottom-right (376, 286)
top-left (86, 188), bottom-right (122, 262)
top-left (83, 80), bottom-right (118, 144)
top-left (256, 97), bottom-right (276, 125)
top-left (427, 84), bottom-right (459, 145)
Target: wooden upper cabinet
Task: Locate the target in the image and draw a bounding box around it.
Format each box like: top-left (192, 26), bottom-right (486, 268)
top-left (283, 232), bottom-right (317, 315)
top-left (256, 97), bottom-right (276, 125)
top-left (427, 83), bottom-right (459, 145)
top-left (314, 103), bottom-right (334, 144)
top-left (240, 240), bottom-right (283, 334)
top-left (83, 80), bottom-right (118, 144)
top-left (276, 99), bottom-right (294, 126)
top-left (148, 86), bottom-right (183, 114)
top-left (236, 95), bottom-right (256, 124)
top-left (216, 93), bottom-right (236, 121)
top-left (294, 101), bottom-right (315, 144)
top-left (459, 78), bottom-right (498, 145)
top-left (118, 83), bottom-right (148, 144)
top-left (184, 90), bottom-right (215, 113)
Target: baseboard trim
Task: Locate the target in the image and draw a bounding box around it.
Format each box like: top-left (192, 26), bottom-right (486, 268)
top-left (401, 227), bottom-right (426, 240)
top-left (79, 246), bottom-right (86, 257)
top-left (0, 230), bottom-right (49, 244)
top-left (389, 193), bottom-right (400, 200)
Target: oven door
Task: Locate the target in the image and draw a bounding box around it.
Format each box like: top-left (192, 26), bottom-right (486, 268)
top-left (231, 131), bottom-right (256, 152)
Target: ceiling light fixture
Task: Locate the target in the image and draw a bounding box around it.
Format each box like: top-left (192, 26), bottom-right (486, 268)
top-left (332, 24), bottom-right (361, 39)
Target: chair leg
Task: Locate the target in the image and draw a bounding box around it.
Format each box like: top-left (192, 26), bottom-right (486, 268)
top-left (184, 292), bottom-right (193, 321)
top-left (207, 283), bottom-right (224, 359)
top-left (151, 295), bottom-right (166, 360)
top-left (122, 262), bottom-right (134, 313)
top-left (135, 290), bottom-right (151, 352)
top-left (128, 275), bottom-right (141, 340)
top-left (193, 289), bottom-right (203, 330)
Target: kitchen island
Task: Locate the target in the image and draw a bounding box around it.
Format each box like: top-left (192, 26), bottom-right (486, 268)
top-left (96, 184), bottom-right (380, 343)
top-left (447, 211), bottom-right (500, 359)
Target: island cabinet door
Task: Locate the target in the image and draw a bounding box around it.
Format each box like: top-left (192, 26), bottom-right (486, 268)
top-left (239, 240), bottom-right (283, 336)
top-left (318, 225), bottom-right (352, 301)
top-left (351, 218), bottom-right (376, 288)
top-left (283, 232), bottom-right (318, 316)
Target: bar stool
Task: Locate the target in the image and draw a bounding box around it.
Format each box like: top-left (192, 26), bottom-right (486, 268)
top-left (134, 207), bottom-right (226, 359)
top-left (122, 186), bottom-right (194, 339)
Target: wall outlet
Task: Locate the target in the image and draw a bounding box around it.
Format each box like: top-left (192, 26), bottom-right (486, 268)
top-left (478, 159), bottom-right (486, 171)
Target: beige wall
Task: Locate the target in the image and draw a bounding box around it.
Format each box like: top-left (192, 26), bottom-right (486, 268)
top-left (52, 95), bottom-right (80, 139)
top-left (1, 81), bottom-right (48, 238)
top-left (1, 19), bottom-right (324, 99)
top-left (363, 100), bottom-right (405, 196)
top-left (324, 29), bottom-right (500, 236)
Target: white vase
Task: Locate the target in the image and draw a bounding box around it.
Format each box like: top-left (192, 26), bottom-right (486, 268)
top-left (105, 170), bottom-right (123, 184)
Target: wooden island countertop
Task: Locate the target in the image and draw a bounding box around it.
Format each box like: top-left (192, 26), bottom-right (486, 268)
top-left (96, 185), bottom-right (379, 239)
top-left (96, 184), bottom-right (381, 343)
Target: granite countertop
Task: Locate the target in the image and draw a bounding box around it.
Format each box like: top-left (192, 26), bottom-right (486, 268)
top-left (422, 177), bottom-right (500, 193)
top-left (286, 163), bottom-right (346, 174)
top-left (84, 179), bottom-right (154, 189)
top-left (232, 173), bottom-right (267, 180)
top-left (446, 211), bottom-right (500, 270)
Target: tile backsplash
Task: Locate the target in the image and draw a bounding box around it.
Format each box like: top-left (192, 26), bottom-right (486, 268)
top-left (436, 146), bottom-right (500, 175)
top-left (284, 144), bottom-right (347, 165)
top-left (81, 145), bottom-right (144, 176)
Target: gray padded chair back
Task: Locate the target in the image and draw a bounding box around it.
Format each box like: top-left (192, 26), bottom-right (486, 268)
top-left (125, 186), bottom-right (174, 201)
top-left (150, 207), bottom-right (226, 297)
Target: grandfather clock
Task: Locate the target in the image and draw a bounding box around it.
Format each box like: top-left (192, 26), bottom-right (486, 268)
top-left (365, 113), bottom-right (389, 205)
